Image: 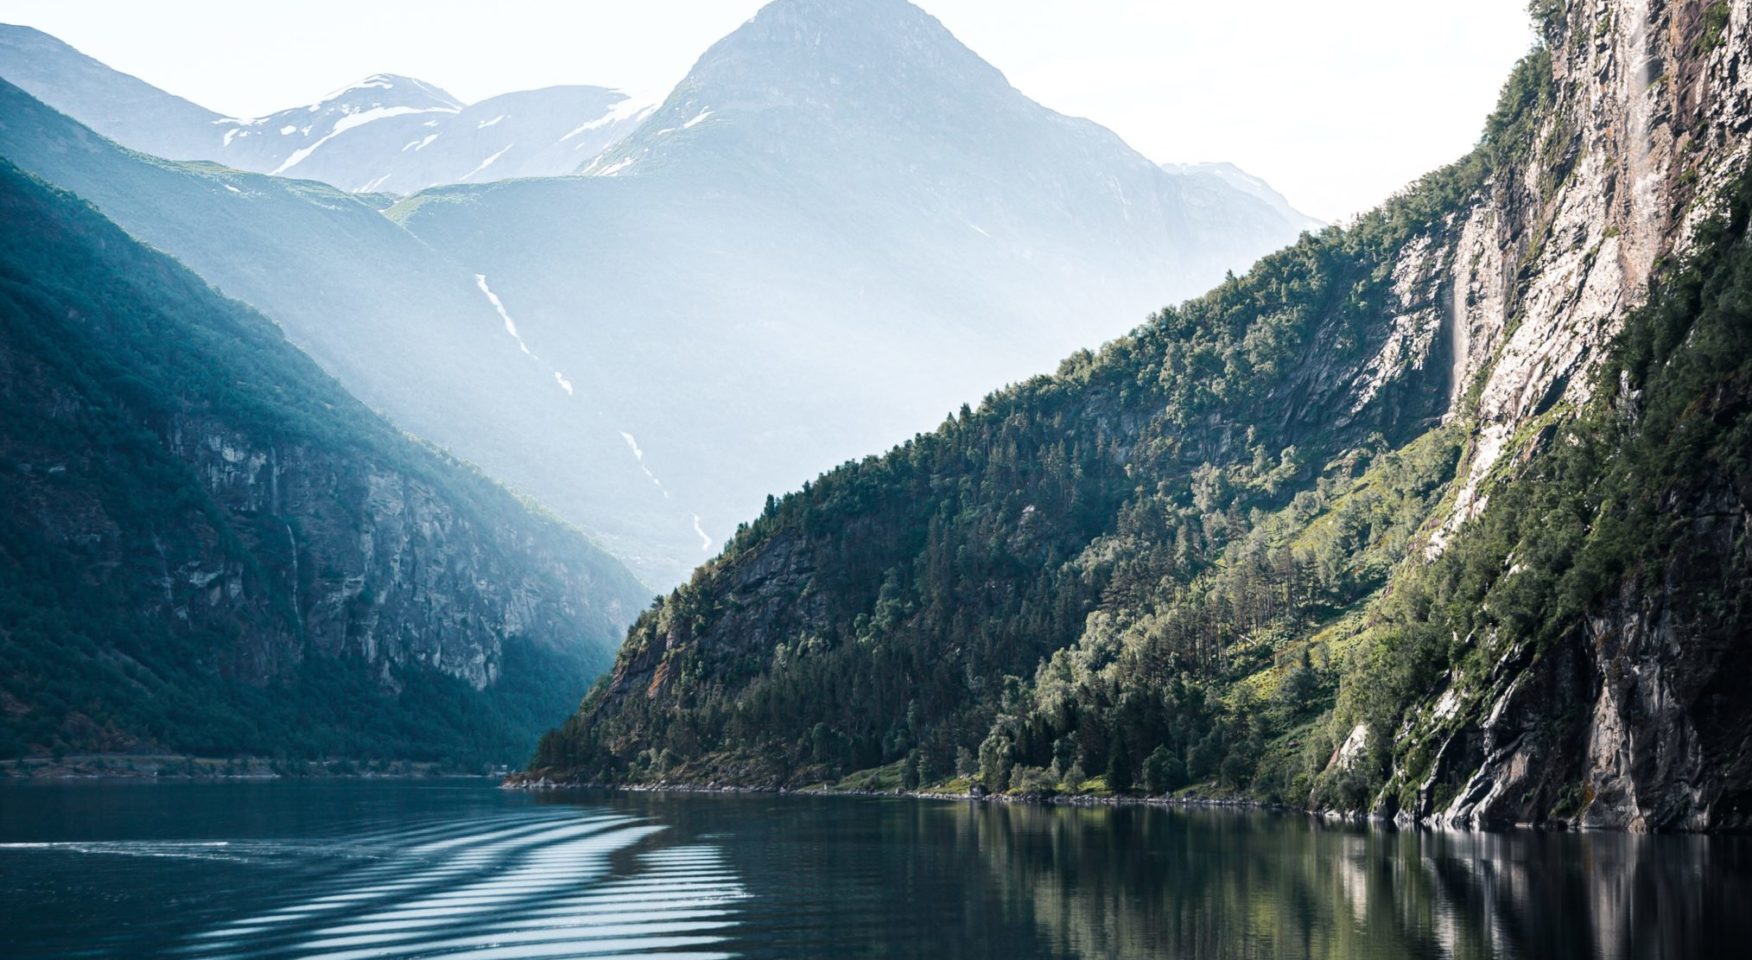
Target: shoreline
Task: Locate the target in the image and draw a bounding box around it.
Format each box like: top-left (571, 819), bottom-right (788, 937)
top-left (504, 775), bottom-right (1385, 823)
top-left (503, 776), bottom-right (1731, 834)
top-left (0, 754), bottom-right (505, 782)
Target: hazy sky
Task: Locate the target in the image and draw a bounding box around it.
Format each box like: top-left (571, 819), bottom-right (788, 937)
top-left (4, 0), bottom-right (1536, 220)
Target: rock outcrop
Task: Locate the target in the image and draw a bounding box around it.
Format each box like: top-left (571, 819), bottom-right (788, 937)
top-left (527, 0), bottom-right (1752, 831)
top-left (1376, 0), bottom-right (1752, 832)
top-left (0, 160), bottom-right (650, 763)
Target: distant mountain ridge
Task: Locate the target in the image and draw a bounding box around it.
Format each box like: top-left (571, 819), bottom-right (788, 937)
top-left (1160, 161), bottom-right (1325, 234)
top-left (1, 1), bottom-right (1318, 586)
top-left (0, 23), bottom-right (650, 195)
top-left (0, 77), bottom-right (699, 586)
top-left (394, 0), bottom-right (1320, 574)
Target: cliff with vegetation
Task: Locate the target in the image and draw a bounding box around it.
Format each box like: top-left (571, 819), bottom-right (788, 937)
top-left (529, 0), bottom-right (1752, 830)
top-left (0, 161), bottom-right (650, 767)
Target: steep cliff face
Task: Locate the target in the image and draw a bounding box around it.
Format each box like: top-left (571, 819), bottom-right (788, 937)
top-left (1364, 0), bottom-right (1752, 832)
top-left (0, 161), bottom-right (650, 764)
top-left (530, 0), bottom-right (1752, 830)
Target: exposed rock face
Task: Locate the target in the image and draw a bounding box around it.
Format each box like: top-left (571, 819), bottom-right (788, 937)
top-left (1439, 0), bottom-right (1752, 535)
top-left (0, 160), bottom-right (649, 761)
top-left (530, 0), bottom-right (1751, 831)
top-left (1383, 0), bottom-right (1752, 831)
top-left (394, 0), bottom-right (1319, 588)
top-left (151, 416), bottom-right (632, 692)
top-left (1403, 476), bottom-right (1752, 832)
top-left (604, 529), bottom-right (824, 708)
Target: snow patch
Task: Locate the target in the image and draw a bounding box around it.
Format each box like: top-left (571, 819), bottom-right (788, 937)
top-left (553, 372), bottom-right (574, 395)
top-left (682, 109), bottom-right (714, 129)
top-left (459, 143), bottom-right (514, 181)
top-left (619, 432), bottom-right (646, 462)
top-left (271, 106), bottom-right (449, 176)
top-left (477, 114), bottom-right (506, 129)
top-left (332, 105), bottom-right (446, 135)
top-left (224, 184), bottom-right (242, 194)
top-left (403, 134), bottom-right (439, 152)
top-left (279, 124), bottom-right (298, 135)
top-left (331, 76), bottom-right (393, 96)
top-left (591, 157), bottom-right (635, 177)
top-left (473, 274), bottom-right (532, 357)
top-left (561, 97), bottom-right (654, 141)
top-left (619, 432), bottom-right (667, 493)
top-left (692, 515), bottom-right (713, 553)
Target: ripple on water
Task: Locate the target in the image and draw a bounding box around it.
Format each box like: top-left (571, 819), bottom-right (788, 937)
top-left (168, 810), bottom-right (747, 960)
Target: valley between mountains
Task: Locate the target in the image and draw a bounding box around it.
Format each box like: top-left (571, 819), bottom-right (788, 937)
top-left (2, 0), bottom-right (1750, 836)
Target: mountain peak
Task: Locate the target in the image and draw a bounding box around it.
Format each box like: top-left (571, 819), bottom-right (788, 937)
top-left (682, 0), bottom-right (1007, 108)
top-left (579, 0), bottom-right (1030, 177)
top-left (305, 73), bottom-right (461, 115)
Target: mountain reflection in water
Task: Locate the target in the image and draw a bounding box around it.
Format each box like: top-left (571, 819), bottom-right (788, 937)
top-left (0, 783), bottom-right (1744, 959)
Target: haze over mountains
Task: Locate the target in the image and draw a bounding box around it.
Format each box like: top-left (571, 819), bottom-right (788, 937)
top-left (532, 0), bottom-right (1752, 831)
top-left (0, 0), bottom-right (1318, 587)
top-left (0, 158), bottom-right (648, 764)
top-left (393, 0), bottom-right (1320, 577)
top-left (0, 25), bottom-right (651, 195)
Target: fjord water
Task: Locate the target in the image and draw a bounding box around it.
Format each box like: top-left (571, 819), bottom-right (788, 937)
top-left (1, 782), bottom-right (1746, 959)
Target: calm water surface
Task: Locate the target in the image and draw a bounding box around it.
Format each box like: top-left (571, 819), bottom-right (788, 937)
top-left (0, 781), bottom-right (1746, 959)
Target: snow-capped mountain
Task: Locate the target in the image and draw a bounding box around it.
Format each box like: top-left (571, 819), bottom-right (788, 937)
top-left (0, 25), bottom-right (649, 195)
top-left (0, 77), bottom-right (702, 586)
top-left (212, 74), bottom-right (466, 179)
top-left (1, 2), bottom-right (1318, 586)
top-left (211, 74), bottom-right (652, 194)
top-left (393, 0), bottom-right (1320, 568)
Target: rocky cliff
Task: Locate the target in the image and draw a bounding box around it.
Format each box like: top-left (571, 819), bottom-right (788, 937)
top-left (0, 160), bottom-right (650, 765)
top-left (1358, 0), bottom-right (1752, 832)
top-left (529, 0), bottom-right (1752, 831)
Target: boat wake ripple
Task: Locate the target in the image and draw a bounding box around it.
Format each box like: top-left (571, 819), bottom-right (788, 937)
top-left (169, 807), bottom-right (746, 959)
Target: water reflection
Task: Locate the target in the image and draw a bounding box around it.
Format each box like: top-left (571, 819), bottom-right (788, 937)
top-left (168, 808), bottom-right (747, 960)
top-left (953, 803), bottom-right (1749, 960)
top-left (2, 784), bottom-right (1746, 960)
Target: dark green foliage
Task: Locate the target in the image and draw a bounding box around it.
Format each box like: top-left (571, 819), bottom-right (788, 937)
top-left (1277, 650), bottom-right (1323, 717)
top-left (1336, 162), bottom-right (1752, 810)
top-left (1697, 1), bottom-right (1731, 56)
top-left (1529, 1), bottom-right (1569, 41)
top-left (1141, 745), bottom-right (1184, 795)
top-left (0, 160), bottom-right (641, 767)
top-left (533, 49), bottom-right (1558, 791)
top-left (1105, 731), bottom-right (1134, 794)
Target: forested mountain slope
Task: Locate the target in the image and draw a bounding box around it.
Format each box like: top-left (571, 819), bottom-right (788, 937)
top-left (2, 3), bottom-right (1315, 587)
top-left (391, 0), bottom-right (1316, 574)
top-left (0, 161), bottom-right (649, 766)
top-left (0, 78), bottom-right (698, 583)
top-left (530, 0), bottom-right (1752, 831)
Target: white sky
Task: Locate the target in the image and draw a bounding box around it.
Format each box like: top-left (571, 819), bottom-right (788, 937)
top-left (2, 0), bottom-right (1536, 220)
